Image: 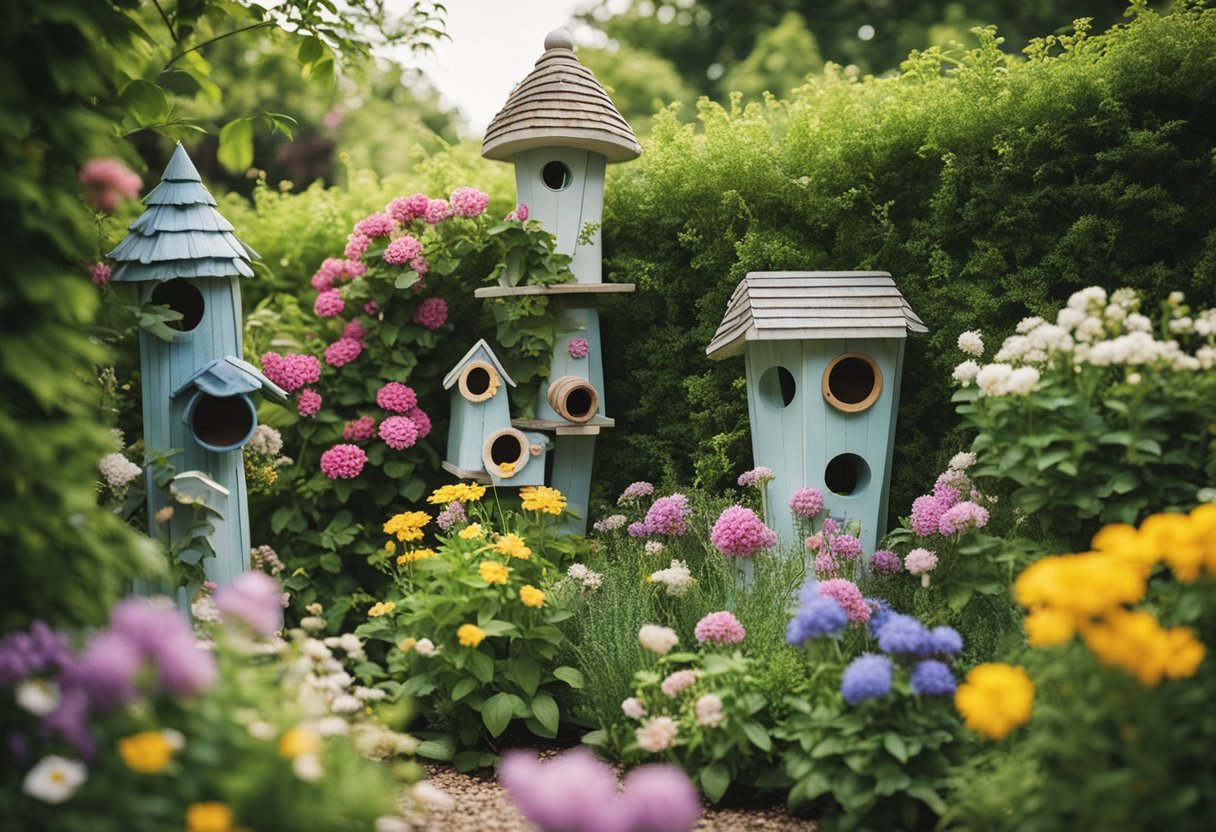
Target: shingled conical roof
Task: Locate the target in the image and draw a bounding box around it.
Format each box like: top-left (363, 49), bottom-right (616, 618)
top-left (108, 143), bottom-right (259, 282)
top-left (483, 29), bottom-right (641, 164)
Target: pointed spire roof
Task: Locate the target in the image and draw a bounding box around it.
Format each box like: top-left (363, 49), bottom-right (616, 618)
top-left (483, 29), bottom-right (641, 164)
top-left (107, 143), bottom-right (259, 283)
top-left (443, 339), bottom-right (517, 390)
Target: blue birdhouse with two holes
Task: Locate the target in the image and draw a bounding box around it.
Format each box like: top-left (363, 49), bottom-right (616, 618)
top-left (706, 272), bottom-right (927, 555)
top-left (108, 144), bottom-right (285, 587)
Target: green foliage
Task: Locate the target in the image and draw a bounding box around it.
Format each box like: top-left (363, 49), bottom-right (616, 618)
top-left (720, 11), bottom-right (823, 101)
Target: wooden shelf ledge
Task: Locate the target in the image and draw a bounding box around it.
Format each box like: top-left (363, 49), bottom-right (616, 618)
top-left (474, 283), bottom-right (636, 299)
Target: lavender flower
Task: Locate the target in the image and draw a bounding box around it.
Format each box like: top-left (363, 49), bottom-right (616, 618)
top-left (499, 747), bottom-right (624, 832)
top-left (869, 549), bottom-right (902, 575)
top-left (876, 614), bottom-right (933, 657)
top-left (841, 655), bottom-right (893, 704)
top-left (617, 481), bottom-right (655, 504)
top-left (622, 764), bottom-right (702, 831)
top-left (436, 500), bottom-right (466, 531)
top-left (866, 598), bottom-right (894, 638)
top-left (910, 660), bottom-right (957, 696)
top-left (0, 621), bottom-right (72, 686)
top-left (214, 571), bottom-right (284, 636)
top-left (63, 631), bottom-right (142, 710)
top-left (645, 494), bottom-right (692, 536)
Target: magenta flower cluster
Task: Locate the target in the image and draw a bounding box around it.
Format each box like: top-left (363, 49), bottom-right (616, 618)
top-left (320, 444), bottom-right (367, 479)
top-left (260, 352), bottom-right (321, 394)
top-left (387, 193), bottom-right (430, 224)
top-left (910, 466), bottom-right (991, 537)
top-left (296, 388), bottom-right (322, 417)
top-left (737, 467), bottom-right (774, 488)
top-left (379, 415), bottom-right (419, 450)
top-left (644, 493), bottom-right (693, 537)
top-left (313, 288), bottom-right (345, 318)
top-left (354, 212), bottom-right (395, 238)
top-left (79, 157), bottom-right (142, 213)
top-left (449, 186), bottom-right (490, 217)
top-left (505, 203), bottom-right (529, 221)
top-left (788, 486), bottom-right (825, 518)
top-left (567, 337), bottom-right (589, 359)
top-left (817, 578), bottom-right (871, 623)
top-left (710, 505), bottom-right (777, 558)
top-left (213, 571), bottom-right (284, 636)
top-left (376, 382), bottom-right (418, 413)
top-left (618, 481), bottom-right (655, 503)
top-left (343, 415), bottom-right (376, 442)
top-left (90, 262), bottom-right (112, 287)
top-left (413, 297), bottom-right (448, 330)
top-left (383, 235), bottom-right (422, 265)
top-left (324, 337), bottom-right (363, 367)
top-left (694, 611), bottom-right (746, 645)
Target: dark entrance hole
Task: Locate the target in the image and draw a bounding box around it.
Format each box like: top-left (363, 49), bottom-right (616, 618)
top-left (465, 366), bottom-right (491, 396)
top-left (824, 453), bottom-right (871, 497)
top-left (150, 279), bottom-right (205, 332)
top-left (489, 433), bottom-right (524, 466)
top-left (542, 161), bottom-right (572, 191)
top-left (191, 394), bottom-right (255, 451)
top-left (564, 387), bottom-right (595, 419)
top-left (759, 365), bottom-right (796, 410)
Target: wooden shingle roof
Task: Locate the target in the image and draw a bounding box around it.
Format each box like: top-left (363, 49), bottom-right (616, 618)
top-left (482, 29), bottom-right (641, 164)
top-left (706, 272), bottom-right (927, 360)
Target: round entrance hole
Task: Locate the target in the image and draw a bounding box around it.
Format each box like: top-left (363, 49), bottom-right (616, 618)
top-left (150, 278), bottom-right (205, 332)
top-left (482, 428), bottom-right (530, 479)
top-left (823, 353), bottom-right (883, 413)
top-left (458, 361), bottom-right (499, 403)
top-left (824, 453), bottom-right (871, 497)
top-left (541, 160), bottom-right (573, 191)
top-left (187, 393), bottom-right (256, 452)
top-left (758, 365), bottom-right (796, 410)
top-left (547, 376), bottom-right (599, 423)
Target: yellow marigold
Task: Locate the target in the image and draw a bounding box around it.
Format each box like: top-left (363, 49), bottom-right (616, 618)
top-left (520, 585), bottom-right (546, 608)
top-left (955, 663), bottom-right (1035, 740)
top-left (459, 523), bottom-right (485, 540)
top-left (384, 540), bottom-right (398, 554)
top-left (399, 637), bottom-right (418, 653)
top-left (1023, 607), bottom-right (1077, 647)
top-left (1164, 626), bottom-right (1206, 680)
top-left (519, 485), bottom-right (567, 516)
top-left (368, 601), bottom-right (396, 617)
top-left (499, 461), bottom-right (516, 477)
top-left (397, 548), bottom-right (437, 565)
top-left (187, 802), bottom-right (234, 832)
top-left (428, 482), bottom-right (488, 505)
top-left (495, 532), bottom-right (532, 560)
top-left (1014, 552), bottom-right (1145, 617)
top-left (1081, 608), bottom-right (1188, 686)
top-left (278, 726), bottom-right (323, 759)
top-left (457, 623), bottom-right (486, 648)
top-left (479, 561), bottom-right (510, 585)
top-left (383, 510), bottom-right (432, 542)
top-left (118, 731), bottom-right (174, 774)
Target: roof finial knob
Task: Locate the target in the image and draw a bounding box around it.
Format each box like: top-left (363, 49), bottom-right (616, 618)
top-left (544, 28), bottom-right (574, 51)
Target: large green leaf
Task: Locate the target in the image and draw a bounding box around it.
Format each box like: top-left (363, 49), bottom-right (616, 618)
top-left (530, 692), bottom-right (560, 734)
top-left (482, 692), bottom-right (516, 737)
top-left (701, 762), bottom-right (731, 803)
top-left (217, 118), bottom-right (253, 172)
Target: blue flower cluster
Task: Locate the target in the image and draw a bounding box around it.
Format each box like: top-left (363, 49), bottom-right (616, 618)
top-left (841, 654), bottom-right (892, 704)
top-left (786, 580), bottom-right (849, 646)
top-left (838, 604), bottom-right (964, 705)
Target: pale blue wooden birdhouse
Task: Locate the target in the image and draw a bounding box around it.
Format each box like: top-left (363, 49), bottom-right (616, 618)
top-left (108, 143), bottom-right (284, 587)
top-left (706, 272), bottom-right (927, 555)
top-left (477, 29), bottom-right (641, 532)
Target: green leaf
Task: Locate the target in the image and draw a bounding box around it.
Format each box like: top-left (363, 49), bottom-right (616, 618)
top-left (454, 750), bottom-right (485, 772)
top-left (415, 738), bottom-right (455, 761)
top-left (393, 273), bottom-right (420, 291)
top-left (122, 79), bottom-right (169, 126)
top-left (741, 720), bottom-right (772, 752)
top-left (217, 118), bottom-right (253, 173)
top-left (510, 656), bottom-right (541, 697)
top-left (530, 692), bottom-right (559, 734)
top-left (701, 762), bottom-right (731, 803)
top-left (297, 36), bottom-right (325, 64)
top-left (318, 553), bottom-right (341, 573)
top-left (451, 677), bottom-right (477, 702)
top-left (883, 733), bottom-right (909, 763)
top-left (552, 666), bottom-right (585, 689)
top-left (581, 729), bottom-right (608, 747)
top-left (305, 57), bottom-right (335, 88)
top-left (466, 649), bottom-right (494, 684)
top-left (482, 692), bottom-right (516, 737)
top-left (906, 784), bottom-right (948, 815)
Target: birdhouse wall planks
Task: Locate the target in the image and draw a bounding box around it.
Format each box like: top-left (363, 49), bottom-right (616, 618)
top-left (108, 143), bottom-right (284, 588)
top-left (707, 272), bottom-right (927, 555)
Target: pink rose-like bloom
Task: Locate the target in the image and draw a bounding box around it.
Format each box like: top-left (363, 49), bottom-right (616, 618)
top-left (311, 258), bottom-right (347, 291)
top-left (383, 234), bottom-right (422, 265)
top-left (89, 262), bottom-right (112, 287)
top-left (817, 578), bottom-right (871, 623)
top-left (406, 407), bottom-right (431, 439)
top-left (324, 337), bottom-right (363, 367)
top-left (342, 319), bottom-right (368, 341)
top-left (376, 382), bottom-right (417, 413)
top-left (789, 487), bottom-right (825, 518)
top-left (260, 353), bottom-right (321, 394)
top-left (506, 203), bottom-right (529, 222)
top-left (695, 693), bottom-right (724, 727)
top-left (805, 532), bottom-right (824, 551)
top-left (343, 416), bottom-right (377, 442)
top-left (344, 259), bottom-right (367, 278)
top-left (344, 232), bottom-right (371, 260)
top-left (938, 501), bottom-right (990, 536)
top-left (379, 415), bottom-right (419, 450)
top-left (870, 549), bottom-right (903, 575)
top-left (80, 158), bottom-right (142, 212)
top-left (410, 256), bottom-right (429, 276)
top-left (567, 338), bottom-right (589, 359)
top-left (737, 467), bottom-right (775, 488)
top-left (694, 611), bottom-right (746, 645)
top-left (320, 444), bottom-right (367, 479)
top-left (424, 198), bottom-right (452, 224)
top-left (646, 493), bottom-right (693, 537)
top-left (354, 212), bottom-right (396, 238)
top-left (830, 534), bottom-right (863, 561)
top-left (660, 669), bottom-right (701, 698)
top-left (813, 551), bottom-right (838, 576)
top-left (314, 288), bottom-right (345, 318)
top-left (413, 297), bottom-right (448, 330)
top-left (905, 548), bottom-right (938, 575)
top-left (387, 193), bottom-right (430, 224)
top-left (214, 571), bottom-right (283, 636)
top-left (296, 388), bottom-right (322, 417)
top-left (910, 494), bottom-right (947, 537)
top-left (449, 186), bottom-right (490, 217)
top-left (710, 505), bottom-right (777, 557)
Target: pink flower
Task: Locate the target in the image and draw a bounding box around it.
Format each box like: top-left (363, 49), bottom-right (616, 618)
top-left (89, 262), bottom-right (111, 287)
top-left (830, 534), bottom-right (862, 561)
top-left (344, 232), bottom-right (371, 260)
top-left (320, 444), bottom-right (366, 479)
top-left (710, 505), bottom-right (777, 558)
top-left (870, 549), bottom-right (903, 575)
top-left (376, 382), bottom-right (417, 413)
top-left (934, 469), bottom-right (969, 508)
top-left (737, 467), bottom-right (775, 488)
top-left (344, 259), bottom-right (367, 278)
top-left (410, 256), bottom-right (429, 276)
top-left (905, 548), bottom-right (938, 575)
top-left (813, 551), bottom-right (838, 576)
top-left (342, 319), bottom-right (368, 341)
top-left (645, 494), bottom-right (692, 537)
top-left (910, 494), bottom-right (947, 537)
top-left (384, 235), bottom-right (422, 265)
top-left (694, 611), bottom-right (746, 645)
top-left (789, 487), bottom-right (825, 518)
top-left (387, 193), bottom-right (429, 224)
top-left (296, 388), bottom-right (322, 417)
top-left (805, 532), bottom-right (824, 551)
top-left (343, 416), bottom-right (376, 442)
top-left (566, 338), bottom-right (589, 359)
top-left (413, 297), bottom-right (447, 330)
top-left (618, 481), bottom-right (655, 503)
top-left (449, 186), bottom-right (489, 217)
top-left (314, 289), bottom-right (345, 318)
top-left (80, 158), bottom-right (142, 212)
top-left (817, 579), bottom-right (870, 623)
top-left (260, 353), bottom-right (321, 394)
top-left (311, 258), bottom-right (347, 291)
top-left (406, 407), bottom-right (431, 439)
top-left (324, 337), bottom-right (363, 367)
top-left (660, 669), bottom-right (700, 698)
top-left (379, 415), bottom-right (419, 450)
top-left (938, 500), bottom-right (989, 535)
top-left (821, 517), bottom-right (840, 536)
top-left (424, 199), bottom-right (452, 224)
top-left (214, 571), bottom-right (283, 636)
top-left (363, 301), bottom-right (380, 317)
top-left (506, 203), bottom-right (529, 221)
top-left (354, 212), bottom-right (396, 238)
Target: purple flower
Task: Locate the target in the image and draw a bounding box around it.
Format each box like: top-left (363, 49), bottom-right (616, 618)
top-left (567, 338), bottom-right (589, 360)
top-left (63, 631), bottom-right (141, 710)
top-left (710, 505), bottom-right (777, 557)
top-left (788, 487), bottom-right (824, 518)
top-left (786, 595), bottom-right (848, 645)
top-left (812, 551), bottom-right (838, 577)
top-left (866, 598), bottom-right (894, 638)
top-left (618, 481), bottom-right (655, 504)
top-left (42, 687), bottom-right (95, 758)
top-left (214, 571), bottom-right (284, 636)
top-left (910, 660), bottom-right (957, 696)
top-left (841, 655), bottom-right (892, 705)
top-left (151, 630), bottom-right (217, 697)
top-left (876, 614), bottom-right (933, 657)
top-left (622, 763), bottom-right (702, 831)
top-left (869, 549), bottom-right (902, 575)
top-left (910, 494), bottom-right (946, 537)
top-left (437, 501), bottom-right (466, 531)
top-left (820, 517), bottom-right (840, 536)
top-left (0, 621), bottom-right (72, 686)
top-left (500, 747), bottom-right (625, 832)
top-left (737, 467), bottom-right (774, 488)
top-left (829, 534), bottom-right (862, 561)
top-left (937, 500), bottom-right (990, 536)
top-left (645, 494), bottom-right (692, 537)
top-left (929, 626), bottom-right (964, 656)
top-left (627, 521), bottom-right (649, 538)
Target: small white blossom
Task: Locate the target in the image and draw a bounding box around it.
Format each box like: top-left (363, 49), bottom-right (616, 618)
top-left (621, 697), bottom-right (646, 719)
top-left (1124, 313), bottom-right (1152, 333)
top-left (952, 360), bottom-right (981, 387)
top-left (1067, 286), bottom-right (1107, 312)
top-left (23, 756), bottom-right (87, 804)
top-left (410, 781), bottom-right (456, 812)
top-left (635, 716), bottom-right (679, 753)
top-left (414, 638), bottom-right (436, 657)
top-left (1015, 316), bottom-right (1045, 334)
top-left (246, 424), bottom-right (284, 456)
top-left (330, 693), bottom-right (361, 714)
top-left (957, 330), bottom-right (984, 356)
top-left (638, 624), bottom-right (679, 655)
top-left (1169, 316), bottom-right (1194, 335)
top-left (15, 679), bottom-right (59, 717)
top-left (1005, 366), bottom-right (1041, 396)
top-left (975, 363), bottom-right (1013, 396)
top-left (644, 540), bottom-right (665, 556)
top-left (648, 559), bottom-right (695, 597)
top-left (949, 452), bottom-right (977, 471)
top-left (99, 453), bottom-right (142, 490)
top-left (695, 693), bottom-right (725, 727)
top-left (292, 752), bottom-right (324, 782)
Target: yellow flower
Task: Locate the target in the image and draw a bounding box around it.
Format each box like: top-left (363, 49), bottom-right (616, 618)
top-left (187, 802), bottom-right (234, 832)
top-left (498, 461), bottom-right (516, 477)
top-left (954, 663), bottom-right (1035, 740)
top-left (118, 731), bottom-right (175, 774)
top-left (459, 523), bottom-right (485, 540)
top-left (278, 726), bottom-right (323, 759)
top-left (1023, 607), bottom-right (1076, 647)
top-left (397, 548), bottom-right (437, 565)
top-left (495, 532), bottom-right (532, 560)
top-left (519, 585), bottom-right (546, 608)
top-left (383, 510), bottom-right (432, 542)
top-left (479, 561), bottom-right (510, 585)
top-left (1164, 626), bottom-right (1206, 680)
top-left (457, 623), bottom-right (486, 648)
top-left (384, 540), bottom-right (397, 554)
top-left (399, 637), bottom-right (418, 653)
top-left (519, 486), bottom-right (567, 516)
top-left (428, 482), bottom-right (487, 504)
top-left (368, 601), bottom-right (396, 617)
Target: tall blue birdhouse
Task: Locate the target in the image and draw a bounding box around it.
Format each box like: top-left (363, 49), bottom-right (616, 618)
top-left (108, 144), bottom-right (285, 587)
top-left (706, 272), bottom-right (927, 555)
top-left (477, 28), bottom-right (641, 532)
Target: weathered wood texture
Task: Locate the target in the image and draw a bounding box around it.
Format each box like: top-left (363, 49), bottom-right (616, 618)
top-left (444, 341), bottom-right (515, 476)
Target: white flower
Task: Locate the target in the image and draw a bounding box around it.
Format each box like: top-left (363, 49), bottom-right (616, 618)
top-left (338, 633), bottom-right (364, 657)
top-left (975, 363), bottom-right (1013, 396)
top-left (993, 334), bottom-right (1029, 362)
top-left (635, 716), bottom-right (679, 753)
top-left (292, 752), bottom-right (324, 782)
top-left (1104, 303), bottom-right (1127, 324)
top-left (190, 596), bottom-right (220, 622)
top-left (949, 452), bottom-right (976, 471)
top-left (99, 452), bottom-right (142, 490)
top-left (621, 697), bottom-right (646, 719)
top-left (1168, 290), bottom-right (1186, 306)
top-left (374, 816), bottom-right (413, 832)
top-left (16, 679), bottom-right (59, 716)
top-left (695, 693), bottom-right (724, 727)
top-left (1067, 286), bottom-right (1107, 312)
top-left (567, 563), bottom-right (603, 591)
top-left (1075, 316), bottom-right (1105, 342)
top-left (1197, 487), bottom-right (1216, 504)
top-left (1124, 313), bottom-right (1152, 333)
top-left (303, 640), bottom-right (332, 660)
top-left (23, 756), bottom-right (87, 804)
top-left (1197, 346), bottom-right (1215, 370)
top-left (246, 424), bottom-right (284, 456)
top-left (1056, 307), bottom-right (1086, 331)
top-left (638, 624), bottom-right (679, 656)
top-left (957, 330), bottom-right (984, 357)
top-left (355, 686), bottom-right (387, 702)
top-left (1169, 316), bottom-right (1194, 335)
top-left (410, 781), bottom-right (456, 812)
top-left (904, 548), bottom-right (938, 576)
top-left (1005, 366), bottom-right (1041, 396)
top-left (316, 716), bottom-right (350, 737)
top-left (160, 729), bottom-right (185, 751)
top-left (644, 540), bottom-right (665, 556)
top-left (952, 360), bottom-right (981, 387)
top-left (414, 638), bottom-right (436, 657)
top-left (1015, 316), bottom-right (1045, 334)
top-left (1126, 372), bottom-right (1142, 385)
top-left (247, 720), bottom-right (275, 741)
top-left (593, 514), bottom-right (628, 532)
top-left (649, 559), bottom-right (694, 597)
top-left (300, 616), bottom-right (327, 632)
top-left (330, 693), bottom-right (361, 713)
top-left (1028, 323), bottom-right (1073, 355)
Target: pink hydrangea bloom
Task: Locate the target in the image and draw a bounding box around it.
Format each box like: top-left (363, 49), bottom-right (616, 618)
top-left (813, 551), bottom-right (838, 576)
top-left (660, 669), bottom-right (700, 698)
top-left (344, 259), bottom-right (367, 278)
top-left (506, 203), bottom-right (529, 222)
top-left (354, 212), bottom-right (396, 238)
top-left (645, 494), bottom-right (693, 537)
top-left (320, 444), bottom-right (366, 479)
top-left (376, 382), bottom-right (417, 413)
top-left (449, 186), bottom-right (489, 217)
top-left (817, 579), bottom-right (870, 623)
top-left (413, 297), bottom-right (447, 330)
top-left (934, 469), bottom-right (969, 508)
top-left (342, 319), bottom-right (368, 341)
top-left (387, 193), bottom-right (430, 224)
top-left (90, 262), bottom-right (111, 287)
top-left (938, 501), bottom-right (989, 535)
top-left (710, 505), bottom-right (777, 557)
top-left (870, 549), bottom-right (903, 575)
top-left (830, 534), bottom-right (862, 561)
top-left (910, 494), bottom-right (947, 537)
top-left (618, 481), bottom-right (655, 503)
top-left (406, 407), bottom-right (431, 439)
top-left (384, 235), bottom-right (423, 265)
top-left (567, 338), bottom-right (589, 359)
top-left (737, 467), bottom-right (775, 488)
top-left (260, 353), bottom-right (321, 394)
top-left (410, 256), bottom-right (429, 276)
top-left (343, 416), bottom-right (376, 442)
top-left (694, 611), bottom-right (746, 645)
top-left (363, 301), bottom-right (380, 317)
top-left (905, 548), bottom-right (938, 575)
top-left (789, 487), bottom-right (825, 518)
top-left (80, 158), bottom-right (142, 212)
top-left (424, 198), bottom-right (452, 224)
top-left (324, 337), bottom-right (363, 367)
top-left (314, 289), bottom-right (345, 318)
top-left (311, 258), bottom-right (347, 291)
top-left (379, 415), bottom-right (419, 450)
top-left (296, 388), bottom-right (322, 417)
top-left (344, 233), bottom-right (371, 260)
